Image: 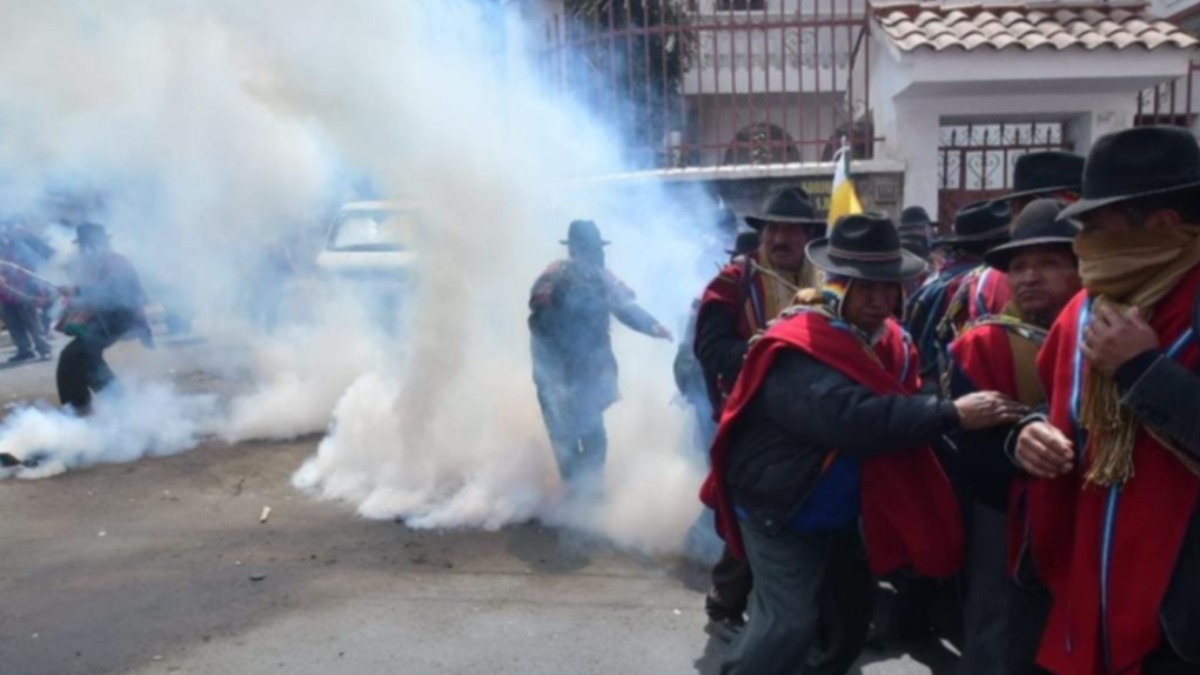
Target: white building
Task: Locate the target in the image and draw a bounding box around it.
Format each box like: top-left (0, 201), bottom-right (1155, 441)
top-left (517, 0), bottom-right (1198, 223)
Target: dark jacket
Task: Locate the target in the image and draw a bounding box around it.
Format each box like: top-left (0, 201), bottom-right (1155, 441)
top-left (528, 260), bottom-right (660, 412)
top-left (725, 349), bottom-right (960, 533)
top-left (945, 364), bottom-right (1020, 512)
top-left (694, 295), bottom-right (749, 413)
top-left (1113, 339), bottom-right (1200, 663)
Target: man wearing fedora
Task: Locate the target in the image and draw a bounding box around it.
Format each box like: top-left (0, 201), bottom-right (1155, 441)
top-left (1014, 126), bottom-right (1200, 673)
top-left (56, 224), bottom-right (152, 414)
top-left (907, 200), bottom-right (1013, 387)
top-left (701, 213), bottom-right (1023, 674)
top-left (945, 199), bottom-right (1082, 675)
top-left (693, 187), bottom-right (824, 635)
top-left (934, 153), bottom-right (1086, 376)
top-left (1000, 150), bottom-right (1086, 216)
top-left (897, 206), bottom-right (935, 295)
top-left (529, 219), bottom-right (671, 489)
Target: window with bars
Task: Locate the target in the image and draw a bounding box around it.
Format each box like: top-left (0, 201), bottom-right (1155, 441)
top-left (716, 0), bottom-right (767, 11)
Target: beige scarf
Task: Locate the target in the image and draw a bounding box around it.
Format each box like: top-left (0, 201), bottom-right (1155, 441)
top-left (1074, 224), bottom-right (1200, 486)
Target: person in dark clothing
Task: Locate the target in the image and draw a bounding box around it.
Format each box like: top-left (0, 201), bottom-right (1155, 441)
top-left (905, 200), bottom-right (1012, 388)
top-left (676, 230), bottom-right (761, 458)
top-left (946, 199), bottom-right (1082, 675)
top-left (702, 213), bottom-right (1025, 675)
top-left (529, 220), bottom-right (671, 487)
top-left (694, 188), bottom-right (825, 635)
top-left (1013, 127), bottom-right (1200, 673)
top-left (0, 225), bottom-right (55, 362)
top-left (56, 224), bottom-right (152, 414)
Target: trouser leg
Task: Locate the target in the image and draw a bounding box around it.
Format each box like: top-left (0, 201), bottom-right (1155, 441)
top-left (959, 502), bottom-right (1021, 675)
top-left (576, 404), bottom-right (607, 479)
top-left (721, 523), bottom-right (831, 675)
top-left (808, 532), bottom-right (876, 675)
top-left (3, 302), bottom-right (35, 356)
top-left (19, 303), bottom-right (50, 356)
top-left (536, 387), bottom-right (581, 481)
top-left (708, 544), bottom-right (753, 620)
top-left (56, 337), bottom-right (92, 409)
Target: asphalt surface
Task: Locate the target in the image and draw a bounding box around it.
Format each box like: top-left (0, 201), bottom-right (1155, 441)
top-left (0, 336), bottom-right (957, 675)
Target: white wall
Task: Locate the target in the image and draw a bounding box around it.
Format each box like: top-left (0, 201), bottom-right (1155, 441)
top-left (690, 92), bottom-right (843, 165)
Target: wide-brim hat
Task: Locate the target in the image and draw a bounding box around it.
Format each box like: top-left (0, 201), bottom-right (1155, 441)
top-left (806, 213), bottom-right (927, 281)
top-left (984, 198), bottom-right (1080, 272)
top-left (560, 219), bottom-right (609, 247)
top-left (744, 187), bottom-right (826, 232)
top-left (725, 230), bottom-right (761, 256)
top-left (998, 151), bottom-right (1085, 203)
top-left (74, 223), bottom-right (110, 245)
top-left (944, 200), bottom-right (1012, 245)
top-left (1061, 126), bottom-right (1200, 220)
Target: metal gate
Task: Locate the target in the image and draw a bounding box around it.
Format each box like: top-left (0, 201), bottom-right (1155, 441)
top-left (936, 122), bottom-right (1068, 227)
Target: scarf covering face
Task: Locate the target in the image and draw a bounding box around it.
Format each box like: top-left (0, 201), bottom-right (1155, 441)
top-left (1074, 224), bottom-right (1200, 486)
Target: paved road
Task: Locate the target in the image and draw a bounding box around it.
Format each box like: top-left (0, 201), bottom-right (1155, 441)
top-left (0, 339), bottom-right (956, 675)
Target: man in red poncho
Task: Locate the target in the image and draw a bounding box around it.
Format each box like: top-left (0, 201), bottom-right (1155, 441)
top-left (703, 213), bottom-right (1024, 674)
top-left (693, 187), bottom-right (824, 634)
top-left (945, 198), bottom-right (1082, 674)
top-left (1014, 126), bottom-right (1200, 673)
top-left (939, 152), bottom-right (1085, 342)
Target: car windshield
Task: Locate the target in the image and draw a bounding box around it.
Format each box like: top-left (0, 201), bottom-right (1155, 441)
top-left (328, 210), bottom-right (412, 251)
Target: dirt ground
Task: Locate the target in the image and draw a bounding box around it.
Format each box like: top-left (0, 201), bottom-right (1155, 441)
top-left (0, 339), bottom-right (952, 675)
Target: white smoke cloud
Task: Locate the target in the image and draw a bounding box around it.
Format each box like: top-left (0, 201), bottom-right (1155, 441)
top-left (0, 0), bottom-right (718, 557)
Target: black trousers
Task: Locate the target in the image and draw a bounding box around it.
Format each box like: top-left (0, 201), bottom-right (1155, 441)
top-left (722, 523), bottom-right (876, 675)
top-left (535, 386), bottom-right (607, 484)
top-left (56, 312), bottom-right (134, 411)
top-left (3, 301), bottom-right (50, 357)
top-left (708, 544), bottom-right (754, 618)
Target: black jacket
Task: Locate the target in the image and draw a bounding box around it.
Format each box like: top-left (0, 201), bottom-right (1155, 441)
top-left (725, 349), bottom-right (960, 533)
top-left (1113, 345), bottom-right (1200, 663)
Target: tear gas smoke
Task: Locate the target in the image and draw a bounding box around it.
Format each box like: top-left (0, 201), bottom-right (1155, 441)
top-left (0, 0), bottom-right (722, 558)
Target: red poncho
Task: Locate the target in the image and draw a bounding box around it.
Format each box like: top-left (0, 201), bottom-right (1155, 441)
top-left (1026, 266), bottom-right (1200, 674)
top-left (699, 308), bottom-right (964, 577)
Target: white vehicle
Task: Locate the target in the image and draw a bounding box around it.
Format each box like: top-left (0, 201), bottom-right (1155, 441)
top-left (317, 200), bottom-right (417, 275)
top-left (314, 200), bottom-right (419, 329)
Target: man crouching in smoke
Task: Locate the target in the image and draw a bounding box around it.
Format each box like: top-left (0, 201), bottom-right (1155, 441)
top-left (56, 224), bottom-right (152, 415)
top-left (528, 219), bottom-right (672, 492)
top-left (701, 214), bottom-right (1024, 674)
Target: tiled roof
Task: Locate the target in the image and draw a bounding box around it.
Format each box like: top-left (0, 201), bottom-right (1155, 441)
top-left (872, 2), bottom-right (1199, 52)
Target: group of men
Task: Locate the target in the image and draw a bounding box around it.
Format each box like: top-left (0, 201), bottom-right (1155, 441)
top-left (696, 124), bottom-right (1200, 675)
top-left (0, 222), bottom-right (56, 363)
top-left (526, 124), bottom-right (1200, 675)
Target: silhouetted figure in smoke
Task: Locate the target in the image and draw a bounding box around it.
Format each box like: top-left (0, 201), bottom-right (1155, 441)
top-left (0, 223), bottom-right (56, 363)
top-left (529, 220), bottom-right (672, 489)
top-left (56, 224), bottom-right (152, 415)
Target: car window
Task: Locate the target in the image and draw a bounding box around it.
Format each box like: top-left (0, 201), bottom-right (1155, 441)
top-left (329, 211), bottom-right (412, 251)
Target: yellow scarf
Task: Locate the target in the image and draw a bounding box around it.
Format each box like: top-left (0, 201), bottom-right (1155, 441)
top-left (1074, 224), bottom-right (1200, 486)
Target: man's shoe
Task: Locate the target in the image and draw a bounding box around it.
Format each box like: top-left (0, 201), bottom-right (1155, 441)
top-left (0, 453), bottom-right (20, 467)
top-left (6, 352), bottom-right (35, 364)
top-left (704, 593), bottom-right (746, 643)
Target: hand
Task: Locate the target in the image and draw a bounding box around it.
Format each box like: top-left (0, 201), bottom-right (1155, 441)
top-left (1015, 421), bottom-right (1074, 478)
top-left (651, 324), bottom-right (674, 342)
top-left (952, 391), bottom-right (1028, 431)
top-left (1082, 304), bottom-right (1158, 376)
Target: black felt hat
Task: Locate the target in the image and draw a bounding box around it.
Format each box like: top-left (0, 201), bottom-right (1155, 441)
top-left (898, 206), bottom-right (935, 233)
top-left (560, 219), bottom-right (609, 248)
top-left (985, 199), bottom-right (1081, 272)
top-left (744, 187), bottom-right (826, 232)
top-left (946, 200), bottom-right (1012, 245)
top-left (74, 223), bottom-right (111, 246)
top-left (726, 230), bottom-right (761, 256)
top-left (1060, 126), bottom-right (1200, 220)
top-left (1000, 151), bottom-right (1085, 202)
top-left (805, 213), bottom-right (927, 281)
